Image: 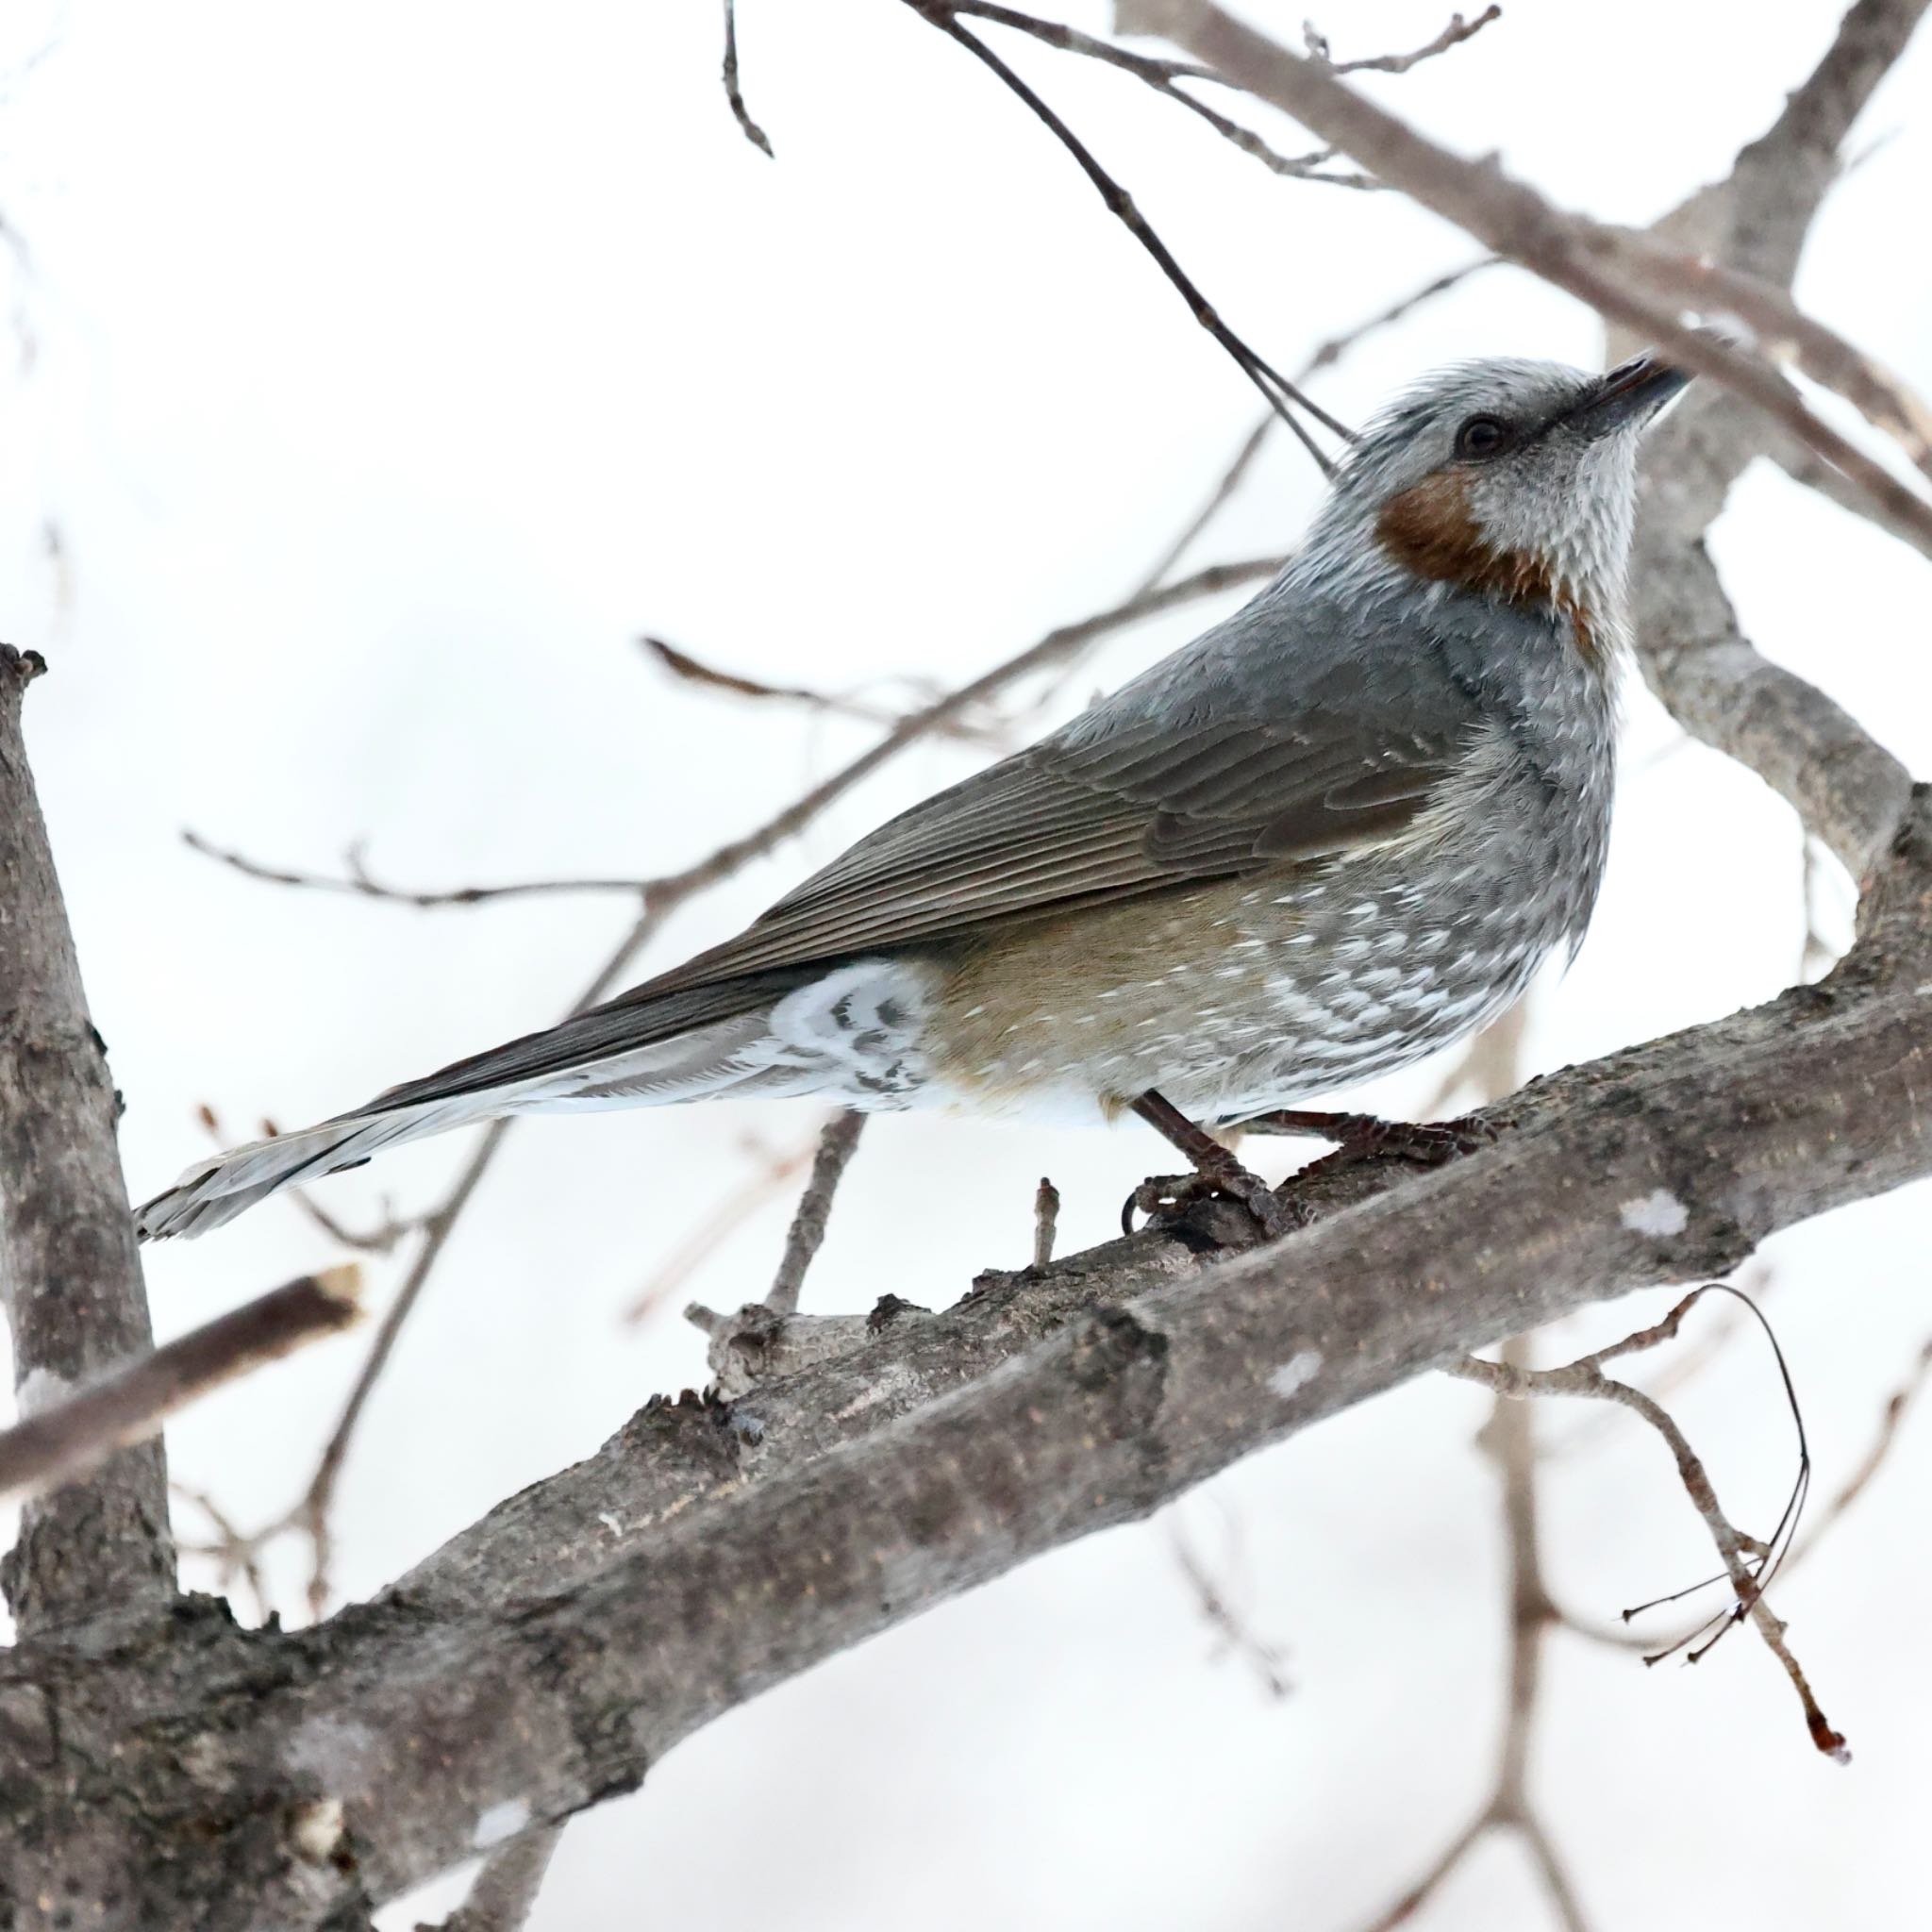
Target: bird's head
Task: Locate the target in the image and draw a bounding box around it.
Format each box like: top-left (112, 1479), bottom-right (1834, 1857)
top-left (1309, 355), bottom-right (1690, 665)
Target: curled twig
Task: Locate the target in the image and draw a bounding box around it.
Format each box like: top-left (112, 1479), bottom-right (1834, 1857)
top-left (1450, 1286), bottom-right (1845, 1760)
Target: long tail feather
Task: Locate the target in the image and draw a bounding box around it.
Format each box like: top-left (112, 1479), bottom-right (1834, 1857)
top-left (135, 1095), bottom-right (491, 1240)
top-left (134, 981), bottom-right (808, 1241)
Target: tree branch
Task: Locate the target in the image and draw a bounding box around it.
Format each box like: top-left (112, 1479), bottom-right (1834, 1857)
top-left (1120, 0), bottom-right (1932, 549)
top-left (765, 1109), bottom-right (866, 1315)
top-left (0, 1268), bottom-right (362, 1507)
top-left (0, 646), bottom-right (175, 1631)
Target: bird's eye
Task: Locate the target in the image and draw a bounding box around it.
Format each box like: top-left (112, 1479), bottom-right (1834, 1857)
top-left (1455, 414), bottom-right (1510, 459)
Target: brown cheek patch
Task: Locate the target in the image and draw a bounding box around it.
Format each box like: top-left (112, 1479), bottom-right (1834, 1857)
top-left (1376, 469), bottom-right (1605, 670)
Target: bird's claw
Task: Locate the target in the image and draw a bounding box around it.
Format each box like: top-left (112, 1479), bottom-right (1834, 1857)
top-left (1122, 1169), bottom-right (1307, 1241)
top-left (1319, 1110), bottom-right (1499, 1168)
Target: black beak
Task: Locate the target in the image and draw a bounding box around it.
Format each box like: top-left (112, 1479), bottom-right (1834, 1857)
top-left (1564, 354), bottom-right (1691, 439)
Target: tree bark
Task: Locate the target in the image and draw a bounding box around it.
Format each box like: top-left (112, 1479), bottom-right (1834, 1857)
top-left (0, 648), bottom-right (174, 1633)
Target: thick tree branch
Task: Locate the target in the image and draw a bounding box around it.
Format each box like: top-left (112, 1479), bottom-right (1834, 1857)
top-left (12, 789), bottom-right (1929, 1924)
top-left (0, 646), bottom-right (175, 1631)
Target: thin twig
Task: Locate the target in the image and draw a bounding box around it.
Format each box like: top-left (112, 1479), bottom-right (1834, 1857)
top-left (1633, 248), bottom-right (1932, 486)
top-left (1789, 1334), bottom-right (1932, 1569)
top-left (1768, 425), bottom-right (1932, 561)
top-left (1450, 1286), bottom-right (1848, 1760)
top-left (622, 1130), bottom-right (820, 1324)
top-left (1542, 1261), bottom-right (1776, 1461)
top-left (1799, 832), bottom-right (1847, 982)
top-left (721, 0), bottom-right (774, 157)
top-left (294, 908), bottom-right (668, 1616)
top-left (1168, 1511), bottom-right (1293, 1699)
top-left (0, 1268), bottom-right (362, 1506)
top-left (193, 561), bottom-right (1279, 925)
top-left (765, 1110), bottom-right (868, 1316)
top-left (904, 1), bottom-right (1351, 473)
top-left (1412, 996), bottom-right (1530, 1118)
top-left (171, 1479), bottom-right (274, 1625)
top-left (1031, 1176), bottom-right (1060, 1268)
top-left (1128, 256), bottom-right (1494, 597)
top-left (1141, 2), bottom-right (1932, 554)
top-left (1309, 7), bottom-right (1504, 77)
top-left (182, 830), bottom-right (651, 908)
top-left (953, 1), bottom-right (1374, 186)
top-left (1357, 1337), bottom-right (1588, 1932)
top-left (641, 634), bottom-right (1003, 743)
top-left (433, 1823), bottom-right (564, 1932)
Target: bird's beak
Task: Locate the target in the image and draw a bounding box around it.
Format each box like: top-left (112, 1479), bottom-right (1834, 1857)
top-left (1564, 354), bottom-right (1692, 439)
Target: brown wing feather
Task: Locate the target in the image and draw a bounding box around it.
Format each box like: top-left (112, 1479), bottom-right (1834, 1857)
top-left (621, 707), bottom-right (1465, 1003)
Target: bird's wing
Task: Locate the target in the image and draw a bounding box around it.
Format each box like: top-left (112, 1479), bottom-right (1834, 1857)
top-left (633, 594), bottom-right (1484, 993)
top-left (366, 596), bottom-right (1485, 1109)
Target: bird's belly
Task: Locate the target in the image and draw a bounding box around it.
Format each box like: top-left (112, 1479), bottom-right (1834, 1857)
top-left (912, 858), bottom-right (1559, 1125)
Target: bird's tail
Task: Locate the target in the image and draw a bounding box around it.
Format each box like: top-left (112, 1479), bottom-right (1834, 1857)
top-left (135, 973), bottom-right (814, 1241)
top-left (134, 1094), bottom-right (492, 1241)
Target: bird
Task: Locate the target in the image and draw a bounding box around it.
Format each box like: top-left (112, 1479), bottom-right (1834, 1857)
top-left (136, 352), bottom-right (1689, 1241)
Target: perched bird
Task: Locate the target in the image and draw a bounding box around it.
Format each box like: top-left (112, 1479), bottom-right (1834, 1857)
top-left (137, 353), bottom-right (1687, 1241)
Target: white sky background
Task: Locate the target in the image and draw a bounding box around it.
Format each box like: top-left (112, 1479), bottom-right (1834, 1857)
top-left (0, 0), bottom-right (1928, 1925)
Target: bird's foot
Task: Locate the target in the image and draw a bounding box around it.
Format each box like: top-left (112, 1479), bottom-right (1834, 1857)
top-left (1123, 1163), bottom-right (1307, 1241)
top-left (1244, 1108), bottom-right (1499, 1170)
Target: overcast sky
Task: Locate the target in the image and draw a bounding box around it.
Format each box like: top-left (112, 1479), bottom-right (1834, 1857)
top-left (1, 2), bottom-right (1929, 1927)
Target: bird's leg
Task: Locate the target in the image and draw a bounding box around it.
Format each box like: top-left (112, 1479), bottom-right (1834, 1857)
top-left (1241, 1108), bottom-right (1497, 1166)
top-left (1127, 1090), bottom-right (1303, 1239)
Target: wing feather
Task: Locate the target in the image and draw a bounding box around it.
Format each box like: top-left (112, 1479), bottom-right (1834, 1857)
top-left (614, 596), bottom-right (1486, 1004)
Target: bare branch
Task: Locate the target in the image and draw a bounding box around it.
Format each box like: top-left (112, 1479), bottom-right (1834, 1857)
top-left (765, 1110), bottom-right (867, 1315)
top-left (1031, 1175), bottom-right (1060, 1267)
top-left (622, 1129), bottom-right (819, 1324)
top-left (950, 1), bottom-right (1375, 187)
top-left (1450, 1286), bottom-right (1848, 1761)
top-left (1790, 1333), bottom-right (1932, 1568)
top-left (1635, 534), bottom-right (1911, 880)
top-left (1124, 0), bottom-right (1932, 552)
top-left (1168, 1512), bottom-right (1292, 1699)
top-left (430, 1824), bottom-right (563, 1932)
top-left (293, 898), bottom-right (673, 1616)
top-left (172, 1479), bottom-right (274, 1625)
top-left (1311, 6), bottom-right (1503, 77)
top-left (0, 1269), bottom-right (362, 1507)
top-left (15, 815), bottom-right (1932, 1916)
top-left (194, 560), bottom-right (1280, 927)
top-left (1765, 421), bottom-right (1932, 560)
top-left (721, 0), bottom-right (774, 157)
top-left (1635, 250), bottom-right (1932, 485)
top-left (0, 645), bottom-right (175, 1630)
top-left (182, 830), bottom-right (651, 908)
top-left (641, 634), bottom-right (1003, 743)
top-left (903, 0), bottom-right (1354, 473)
top-left (1413, 996), bottom-right (1530, 1118)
